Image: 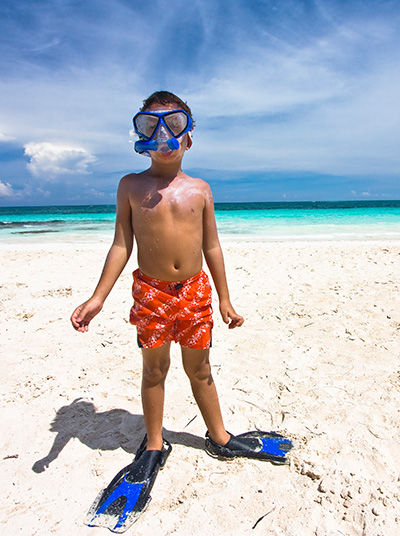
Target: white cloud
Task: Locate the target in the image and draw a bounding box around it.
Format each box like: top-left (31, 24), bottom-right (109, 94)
top-left (24, 142), bottom-right (96, 180)
top-left (0, 180), bottom-right (14, 197)
top-left (189, 45), bottom-right (346, 118)
top-left (0, 131), bottom-right (15, 142)
top-left (182, 12), bottom-right (400, 175)
top-left (0, 181), bottom-right (52, 201)
top-left (1, 0), bottom-right (400, 186)
top-left (185, 38), bottom-right (400, 174)
top-left (88, 188), bottom-right (105, 198)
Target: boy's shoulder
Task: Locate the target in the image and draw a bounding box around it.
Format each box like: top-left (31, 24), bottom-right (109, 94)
top-left (181, 173), bottom-right (211, 189)
top-left (178, 175), bottom-right (214, 203)
top-left (119, 171), bottom-right (145, 184)
top-left (117, 171), bottom-right (147, 193)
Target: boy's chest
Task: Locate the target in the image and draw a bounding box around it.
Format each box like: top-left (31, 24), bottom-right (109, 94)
top-left (133, 191), bottom-right (204, 225)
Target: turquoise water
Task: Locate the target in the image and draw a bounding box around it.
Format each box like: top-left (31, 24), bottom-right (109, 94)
top-left (1, 201), bottom-right (400, 243)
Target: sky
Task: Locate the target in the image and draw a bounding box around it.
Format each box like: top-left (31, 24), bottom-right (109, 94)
top-left (0, 0), bottom-right (399, 205)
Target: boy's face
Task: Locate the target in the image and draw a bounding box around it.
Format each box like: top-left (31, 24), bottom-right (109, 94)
top-left (142, 103), bottom-right (192, 161)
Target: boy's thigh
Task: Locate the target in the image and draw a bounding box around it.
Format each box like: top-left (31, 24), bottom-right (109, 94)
top-left (141, 342), bottom-right (171, 370)
top-left (181, 346), bottom-right (211, 379)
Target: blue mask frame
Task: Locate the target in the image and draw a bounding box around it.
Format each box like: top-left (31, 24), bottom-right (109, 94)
top-left (133, 109), bottom-right (193, 141)
top-left (133, 109), bottom-right (193, 155)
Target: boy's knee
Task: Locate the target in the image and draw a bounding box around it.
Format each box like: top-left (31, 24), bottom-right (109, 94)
top-left (142, 361), bottom-right (170, 386)
top-left (184, 360), bottom-right (212, 383)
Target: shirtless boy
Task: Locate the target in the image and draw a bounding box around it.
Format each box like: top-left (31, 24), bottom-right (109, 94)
top-left (72, 90), bottom-right (292, 463)
top-left (72, 91), bottom-right (292, 531)
top-left (71, 90), bottom-right (243, 453)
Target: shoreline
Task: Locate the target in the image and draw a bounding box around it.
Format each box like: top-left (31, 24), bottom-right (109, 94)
top-left (2, 233), bottom-right (400, 249)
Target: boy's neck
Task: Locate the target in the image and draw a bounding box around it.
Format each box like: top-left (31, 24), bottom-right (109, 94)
top-left (150, 159), bottom-right (183, 180)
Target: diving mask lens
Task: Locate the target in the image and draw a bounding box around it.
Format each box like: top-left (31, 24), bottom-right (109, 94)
top-left (163, 111), bottom-right (189, 137)
top-left (134, 113), bottom-right (159, 139)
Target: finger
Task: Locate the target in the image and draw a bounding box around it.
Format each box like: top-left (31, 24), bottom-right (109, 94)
top-left (71, 316), bottom-right (80, 329)
top-left (228, 317), bottom-right (237, 328)
top-left (71, 305), bottom-right (82, 318)
top-left (229, 316), bottom-right (244, 329)
top-left (71, 307), bottom-right (82, 325)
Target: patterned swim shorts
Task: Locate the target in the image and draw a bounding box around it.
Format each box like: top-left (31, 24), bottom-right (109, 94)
top-left (129, 269), bottom-right (213, 349)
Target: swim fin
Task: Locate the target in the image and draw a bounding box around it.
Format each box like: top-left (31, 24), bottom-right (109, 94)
top-left (85, 437), bottom-right (172, 533)
top-left (205, 430), bottom-right (293, 465)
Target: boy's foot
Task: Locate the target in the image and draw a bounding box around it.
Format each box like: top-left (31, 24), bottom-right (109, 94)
top-left (205, 430), bottom-right (293, 465)
top-left (134, 435), bottom-right (172, 466)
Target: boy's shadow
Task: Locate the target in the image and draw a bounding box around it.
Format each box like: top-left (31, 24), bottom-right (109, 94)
top-left (32, 398), bottom-right (204, 473)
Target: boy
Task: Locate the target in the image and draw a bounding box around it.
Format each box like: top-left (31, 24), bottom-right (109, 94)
top-left (72, 91), bottom-right (292, 531)
top-left (71, 91), bottom-right (243, 453)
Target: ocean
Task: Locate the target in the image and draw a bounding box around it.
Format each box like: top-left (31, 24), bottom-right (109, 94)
top-left (1, 201), bottom-right (400, 243)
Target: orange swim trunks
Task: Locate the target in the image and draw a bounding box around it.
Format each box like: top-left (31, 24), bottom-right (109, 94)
top-left (129, 269), bottom-right (213, 349)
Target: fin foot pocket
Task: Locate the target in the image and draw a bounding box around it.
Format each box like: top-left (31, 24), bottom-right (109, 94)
top-left (133, 435), bottom-right (172, 468)
top-left (205, 430), bottom-right (293, 464)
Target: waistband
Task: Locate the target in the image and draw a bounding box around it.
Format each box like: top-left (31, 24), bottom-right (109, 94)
top-left (133, 268), bottom-right (206, 287)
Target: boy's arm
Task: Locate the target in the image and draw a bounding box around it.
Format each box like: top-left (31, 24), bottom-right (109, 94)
top-left (71, 177), bottom-right (134, 332)
top-left (202, 184), bottom-right (244, 329)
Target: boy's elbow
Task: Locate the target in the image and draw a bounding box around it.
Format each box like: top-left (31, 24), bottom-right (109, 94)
top-left (203, 243), bottom-right (221, 258)
top-left (112, 226), bottom-right (134, 255)
top-left (111, 240), bottom-right (133, 258)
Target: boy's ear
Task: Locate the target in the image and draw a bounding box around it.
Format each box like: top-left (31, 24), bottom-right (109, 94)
top-left (185, 131), bottom-right (193, 150)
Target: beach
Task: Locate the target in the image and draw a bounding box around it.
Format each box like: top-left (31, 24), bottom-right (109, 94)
top-left (1, 239), bottom-right (399, 535)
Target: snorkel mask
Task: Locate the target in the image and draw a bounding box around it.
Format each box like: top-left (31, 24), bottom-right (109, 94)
top-left (133, 109), bottom-right (193, 157)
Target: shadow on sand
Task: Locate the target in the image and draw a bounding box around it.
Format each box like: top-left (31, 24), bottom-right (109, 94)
top-left (32, 398), bottom-right (204, 473)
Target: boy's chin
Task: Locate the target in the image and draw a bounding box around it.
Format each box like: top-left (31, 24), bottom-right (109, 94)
top-left (154, 150), bottom-right (180, 159)
top-left (150, 147), bottom-right (185, 162)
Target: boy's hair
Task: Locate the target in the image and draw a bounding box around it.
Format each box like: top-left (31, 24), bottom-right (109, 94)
top-left (140, 91), bottom-right (195, 128)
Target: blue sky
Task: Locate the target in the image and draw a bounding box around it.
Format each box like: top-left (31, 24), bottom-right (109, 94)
top-left (0, 0), bottom-right (399, 205)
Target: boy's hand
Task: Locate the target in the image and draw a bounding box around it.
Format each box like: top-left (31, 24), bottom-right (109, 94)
top-left (219, 300), bottom-right (244, 329)
top-left (70, 297), bottom-right (103, 333)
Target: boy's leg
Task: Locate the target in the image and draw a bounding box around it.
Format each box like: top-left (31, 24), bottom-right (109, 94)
top-left (141, 343), bottom-right (171, 451)
top-left (181, 347), bottom-right (230, 446)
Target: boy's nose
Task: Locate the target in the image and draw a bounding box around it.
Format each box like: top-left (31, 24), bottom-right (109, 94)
top-left (155, 124), bottom-right (169, 139)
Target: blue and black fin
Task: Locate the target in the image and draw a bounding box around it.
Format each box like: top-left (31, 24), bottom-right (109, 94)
top-left (85, 437), bottom-right (171, 533)
top-left (205, 430), bottom-right (293, 465)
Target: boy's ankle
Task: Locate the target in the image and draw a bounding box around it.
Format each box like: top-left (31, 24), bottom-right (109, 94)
top-left (208, 430), bottom-right (231, 446)
top-left (146, 437), bottom-right (164, 451)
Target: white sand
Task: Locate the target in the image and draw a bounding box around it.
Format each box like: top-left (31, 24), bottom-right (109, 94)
top-left (1, 241), bottom-right (399, 535)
